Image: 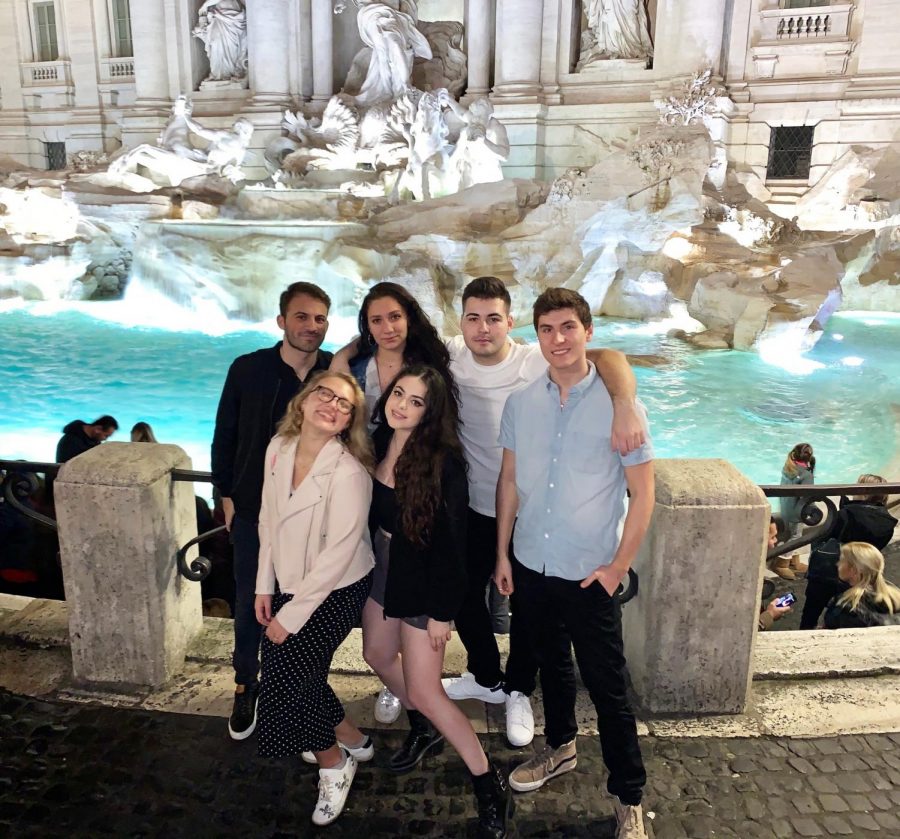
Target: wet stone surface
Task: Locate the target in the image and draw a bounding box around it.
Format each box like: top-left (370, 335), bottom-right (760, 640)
top-left (1, 691), bottom-right (899, 837)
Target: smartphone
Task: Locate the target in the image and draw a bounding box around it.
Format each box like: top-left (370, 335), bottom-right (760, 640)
top-left (774, 592), bottom-right (796, 608)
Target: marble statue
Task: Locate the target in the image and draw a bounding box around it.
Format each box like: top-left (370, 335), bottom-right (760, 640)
top-left (157, 95), bottom-right (208, 162)
top-left (107, 102), bottom-right (254, 188)
top-left (192, 0), bottom-right (248, 84)
top-left (413, 20), bottom-right (467, 99)
top-left (337, 0), bottom-right (432, 106)
top-left (396, 90), bottom-right (452, 200)
top-left (581, 0), bottom-right (653, 65)
top-left (441, 94), bottom-right (510, 191)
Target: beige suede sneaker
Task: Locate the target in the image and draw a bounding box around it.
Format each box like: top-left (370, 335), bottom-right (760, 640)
top-left (508, 739), bottom-right (577, 792)
top-left (614, 799), bottom-right (648, 839)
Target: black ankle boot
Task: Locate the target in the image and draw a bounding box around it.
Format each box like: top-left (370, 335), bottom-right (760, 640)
top-left (471, 759), bottom-right (514, 839)
top-left (388, 709), bottom-right (444, 773)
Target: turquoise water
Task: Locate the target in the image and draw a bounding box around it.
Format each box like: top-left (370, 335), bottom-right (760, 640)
top-left (1, 305), bottom-right (898, 484)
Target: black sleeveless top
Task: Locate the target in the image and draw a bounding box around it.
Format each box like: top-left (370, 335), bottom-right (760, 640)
top-left (371, 478), bottom-right (398, 536)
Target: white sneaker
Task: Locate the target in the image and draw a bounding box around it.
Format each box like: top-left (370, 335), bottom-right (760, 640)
top-left (441, 672), bottom-right (506, 704)
top-left (301, 736), bottom-right (374, 765)
top-left (374, 685), bottom-right (402, 724)
top-left (505, 690), bottom-right (534, 747)
top-left (311, 753), bottom-right (357, 826)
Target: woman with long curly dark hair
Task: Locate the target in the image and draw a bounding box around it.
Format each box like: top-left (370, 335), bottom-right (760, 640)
top-left (361, 364), bottom-right (512, 838)
top-left (331, 281), bottom-right (459, 428)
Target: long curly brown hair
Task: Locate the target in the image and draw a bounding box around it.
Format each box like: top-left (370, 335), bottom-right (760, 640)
top-left (375, 365), bottom-right (466, 547)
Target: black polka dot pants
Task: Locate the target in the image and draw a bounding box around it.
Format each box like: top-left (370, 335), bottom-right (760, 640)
top-left (258, 573), bottom-right (371, 759)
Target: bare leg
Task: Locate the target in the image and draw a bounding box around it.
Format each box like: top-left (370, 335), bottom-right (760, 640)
top-left (315, 744), bottom-right (344, 769)
top-left (400, 623), bottom-right (489, 776)
top-left (335, 717), bottom-right (366, 747)
top-left (361, 596), bottom-right (411, 708)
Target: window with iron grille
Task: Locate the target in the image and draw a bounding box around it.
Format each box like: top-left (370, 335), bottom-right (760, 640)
top-left (46, 141), bottom-right (66, 170)
top-left (110, 0), bottom-right (133, 57)
top-left (33, 2), bottom-right (59, 62)
top-left (766, 126), bottom-right (815, 180)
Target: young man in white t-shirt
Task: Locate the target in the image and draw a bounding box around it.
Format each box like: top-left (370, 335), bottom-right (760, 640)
top-left (442, 277), bottom-right (644, 748)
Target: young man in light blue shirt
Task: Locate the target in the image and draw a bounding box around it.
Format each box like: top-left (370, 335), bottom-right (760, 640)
top-left (495, 288), bottom-right (655, 839)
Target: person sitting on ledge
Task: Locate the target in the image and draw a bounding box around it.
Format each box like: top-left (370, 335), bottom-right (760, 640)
top-left (56, 415), bottom-right (118, 463)
top-left (823, 541), bottom-right (900, 629)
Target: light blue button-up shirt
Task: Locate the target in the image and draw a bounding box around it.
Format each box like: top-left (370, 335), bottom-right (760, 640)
top-left (498, 363), bottom-right (653, 581)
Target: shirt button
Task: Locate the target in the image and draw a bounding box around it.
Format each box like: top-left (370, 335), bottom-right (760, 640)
top-left (544, 533), bottom-right (549, 539)
top-left (552, 458), bottom-right (557, 463)
top-left (547, 508), bottom-right (551, 513)
top-left (549, 483), bottom-right (554, 488)
top-left (557, 433), bottom-right (562, 438)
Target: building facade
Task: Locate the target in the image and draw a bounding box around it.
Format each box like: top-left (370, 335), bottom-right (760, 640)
top-left (1, 0), bottom-right (899, 203)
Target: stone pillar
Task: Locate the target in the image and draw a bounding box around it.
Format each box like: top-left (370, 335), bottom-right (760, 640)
top-left (54, 443), bottom-right (202, 690)
top-left (247, 0), bottom-right (292, 105)
top-left (130, 0), bottom-right (171, 107)
top-left (653, 0), bottom-right (728, 78)
top-left (464, 0), bottom-right (493, 98)
top-left (622, 459), bottom-right (768, 714)
top-left (492, 0), bottom-right (543, 101)
top-left (311, 0), bottom-right (335, 105)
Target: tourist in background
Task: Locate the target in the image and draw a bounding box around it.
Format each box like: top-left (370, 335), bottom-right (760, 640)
top-left (255, 371), bottom-right (375, 826)
top-left (211, 281), bottom-right (334, 741)
top-left (823, 542), bottom-right (900, 629)
top-left (800, 474), bottom-right (897, 629)
top-left (361, 365), bottom-right (512, 839)
top-left (130, 422), bottom-right (158, 443)
top-left (55, 415), bottom-right (118, 463)
top-left (775, 442), bottom-right (815, 580)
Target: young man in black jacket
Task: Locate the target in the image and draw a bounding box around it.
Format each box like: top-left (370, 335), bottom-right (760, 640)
top-left (56, 416), bottom-right (119, 462)
top-left (212, 282), bottom-right (334, 740)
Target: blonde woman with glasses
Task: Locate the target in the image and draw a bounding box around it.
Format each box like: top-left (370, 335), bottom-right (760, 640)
top-left (254, 371), bottom-right (375, 827)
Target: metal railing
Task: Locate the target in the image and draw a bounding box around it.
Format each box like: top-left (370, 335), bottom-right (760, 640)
top-left (5, 460), bottom-right (896, 600)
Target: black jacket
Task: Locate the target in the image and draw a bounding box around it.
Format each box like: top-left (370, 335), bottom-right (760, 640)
top-left (56, 421), bottom-right (98, 463)
top-left (372, 426), bottom-right (469, 623)
top-left (823, 593), bottom-right (900, 629)
top-left (211, 344), bottom-right (332, 522)
top-left (807, 500), bottom-right (898, 582)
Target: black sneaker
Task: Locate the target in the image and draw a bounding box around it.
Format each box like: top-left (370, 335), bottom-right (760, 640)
top-left (228, 681), bottom-right (259, 740)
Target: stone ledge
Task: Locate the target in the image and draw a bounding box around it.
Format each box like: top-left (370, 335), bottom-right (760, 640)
top-left (754, 626), bottom-right (900, 680)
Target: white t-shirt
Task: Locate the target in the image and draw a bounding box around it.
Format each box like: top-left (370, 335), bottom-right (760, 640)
top-left (447, 335), bottom-right (549, 517)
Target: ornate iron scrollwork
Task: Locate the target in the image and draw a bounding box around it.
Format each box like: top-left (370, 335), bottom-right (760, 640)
top-left (175, 526), bottom-right (225, 582)
top-left (0, 466), bottom-right (58, 532)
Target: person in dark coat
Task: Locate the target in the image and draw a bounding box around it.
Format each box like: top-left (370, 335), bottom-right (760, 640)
top-left (55, 416), bottom-right (118, 463)
top-left (360, 364), bottom-right (512, 839)
top-left (800, 474), bottom-right (898, 629)
top-left (823, 542), bottom-right (900, 629)
top-left (211, 281), bottom-right (334, 742)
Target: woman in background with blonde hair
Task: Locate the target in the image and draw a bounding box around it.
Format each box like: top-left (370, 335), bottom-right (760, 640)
top-left (130, 422), bottom-right (158, 443)
top-left (824, 542), bottom-right (900, 629)
top-left (254, 371), bottom-right (375, 827)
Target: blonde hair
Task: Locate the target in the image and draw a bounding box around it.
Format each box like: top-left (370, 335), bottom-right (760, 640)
top-left (276, 371), bottom-right (374, 472)
top-left (852, 473), bottom-right (888, 506)
top-left (130, 422), bottom-right (157, 443)
top-left (837, 542), bottom-right (900, 614)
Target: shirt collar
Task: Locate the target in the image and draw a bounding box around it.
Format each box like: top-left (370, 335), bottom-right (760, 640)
top-left (543, 361), bottom-right (597, 399)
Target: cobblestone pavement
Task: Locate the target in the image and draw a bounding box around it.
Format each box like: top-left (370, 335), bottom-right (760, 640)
top-left (2, 691), bottom-right (900, 838)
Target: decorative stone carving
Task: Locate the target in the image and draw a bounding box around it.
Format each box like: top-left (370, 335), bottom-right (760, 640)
top-left (441, 94), bottom-right (510, 192)
top-left (337, 0), bottom-right (432, 107)
top-left (579, 0), bottom-right (653, 68)
top-left (68, 150), bottom-right (110, 172)
top-left (655, 69), bottom-right (719, 127)
top-left (192, 0), bottom-right (249, 89)
top-left (105, 100), bottom-right (254, 189)
top-left (413, 21), bottom-right (467, 99)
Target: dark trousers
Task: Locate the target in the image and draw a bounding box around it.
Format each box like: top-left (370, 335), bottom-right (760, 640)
top-left (800, 577), bottom-right (846, 630)
top-left (232, 515), bottom-right (262, 685)
top-left (455, 509), bottom-right (541, 694)
top-left (513, 557), bottom-right (646, 806)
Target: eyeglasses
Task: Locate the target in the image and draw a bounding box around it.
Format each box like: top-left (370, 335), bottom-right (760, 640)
top-left (312, 385), bottom-right (354, 415)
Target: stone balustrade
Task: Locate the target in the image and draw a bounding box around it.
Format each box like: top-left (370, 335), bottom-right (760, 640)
top-left (759, 4), bottom-right (854, 43)
top-left (21, 60), bottom-right (73, 86)
top-left (99, 57), bottom-right (135, 83)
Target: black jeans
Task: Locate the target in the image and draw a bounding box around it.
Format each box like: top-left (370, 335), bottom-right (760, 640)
top-left (454, 509), bottom-right (541, 694)
top-left (512, 557), bottom-right (646, 806)
top-left (800, 577), bottom-right (846, 630)
top-left (232, 515), bottom-right (263, 685)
